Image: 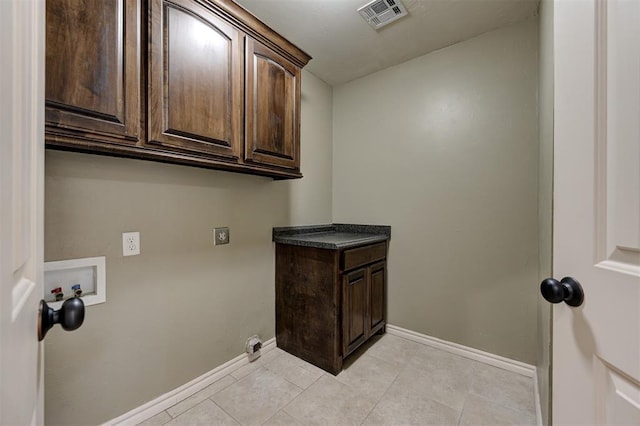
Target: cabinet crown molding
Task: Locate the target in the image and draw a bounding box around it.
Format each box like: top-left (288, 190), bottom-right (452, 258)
top-left (195, 0), bottom-right (312, 68)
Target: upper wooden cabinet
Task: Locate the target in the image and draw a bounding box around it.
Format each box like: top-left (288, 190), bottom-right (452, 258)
top-left (245, 38), bottom-right (300, 170)
top-left (148, 0), bottom-right (243, 161)
top-left (45, 0), bottom-right (141, 145)
top-left (45, 0), bottom-right (311, 179)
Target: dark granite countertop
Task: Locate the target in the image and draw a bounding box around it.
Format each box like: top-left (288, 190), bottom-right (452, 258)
top-left (272, 224), bottom-right (391, 249)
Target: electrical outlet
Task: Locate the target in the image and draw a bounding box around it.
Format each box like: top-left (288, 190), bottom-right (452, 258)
top-left (122, 232), bottom-right (140, 256)
top-left (213, 227), bottom-right (230, 246)
top-left (246, 335), bottom-right (262, 362)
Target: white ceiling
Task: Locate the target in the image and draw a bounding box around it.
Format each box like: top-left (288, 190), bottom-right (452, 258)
top-left (235, 0), bottom-right (540, 86)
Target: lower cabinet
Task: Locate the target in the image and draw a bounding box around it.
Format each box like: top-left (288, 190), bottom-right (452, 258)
top-left (275, 241), bottom-right (387, 374)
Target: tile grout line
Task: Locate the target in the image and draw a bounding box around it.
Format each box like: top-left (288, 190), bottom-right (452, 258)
top-left (207, 395), bottom-right (244, 426)
top-left (159, 373), bottom-right (241, 425)
top-left (466, 356), bottom-right (539, 416)
top-left (463, 392), bottom-right (539, 421)
top-left (162, 409), bottom-right (173, 421)
top-left (456, 391), bottom-right (469, 426)
top-left (466, 372), bottom-right (538, 416)
top-left (254, 365), bottom-right (308, 425)
top-left (262, 359), bottom-right (324, 392)
top-left (202, 373), bottom-right (242, 425)
top-left (368, 334), bottom-right (480, 421)
top-left (160, 410), bottom-right (171, 426)
top-left (219, 365), bottom-right (303, 426)
top-left (356, 335), bottom-right (418, 425)
top-left (164, 374), bottom-right (238, 420)
top-left (357, 361), bottom-right (405, 426)
top-left (455, 361), bottom-right (481, 425)
top-left (279, 372), bottom-right (330, 423)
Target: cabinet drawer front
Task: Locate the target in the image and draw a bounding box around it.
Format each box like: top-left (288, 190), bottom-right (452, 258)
top-left (341, 242), bottom-right (386, 271)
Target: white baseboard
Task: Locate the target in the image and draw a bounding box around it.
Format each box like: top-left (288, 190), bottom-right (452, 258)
top-left (386, 324), bottom-right (536, 377)
top-left (533, 371), bottom-right (543, 426)
top-left (103, 338), bottom-right (276, 426)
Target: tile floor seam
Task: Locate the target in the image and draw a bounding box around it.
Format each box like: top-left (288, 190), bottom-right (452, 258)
top-left (264, 362), bottom-right (324, 391)
top-left (467, 386), bottom-right (535, 415)
top-left (279, 372), bottom-right (329, 422)
top-left (402, 364), bottom-right (470, 416)
top-left (363, 349), bottom-right (398, 366)
top-left (206, 395), bottom-right (246, 426)
top-left (260, 411), bottom-right (275, 425)
top-left (336, 361), bottom-right (400, 398)
top-left (496, 402), bottom-right (538, 418)
top-left (357, 395), bottom-right (381, 426)
top-left (456, 391), bottom-right (469, 426)
top-left (469, 392), bottom-right (537, 418)
top-left (340, 379), bottom-right (387, 426)
top-left (280, 403), bottom-right (300, 422)
top-left (164, 408), bottom-right (176, 420)
top-left (216, 366), bottom-right (306, 425)
top-left (271, 366), bottom-right (316, 423)
top-left (357, 364), bottom-right (404, 426)
top-left (164, 374), bottom-right (238, 419)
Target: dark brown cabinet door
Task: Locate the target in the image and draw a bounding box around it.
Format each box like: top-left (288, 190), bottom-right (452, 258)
top-left (245, 37), bottom-right (300, 171)
top-left (45, 0), bottom-right (140, 144)
top-left (368, 261), bottom-right (386, 334)
top-left (148, 0), bottom-right (243, 160)
top-left (343, 268), bottom-right (367, 357)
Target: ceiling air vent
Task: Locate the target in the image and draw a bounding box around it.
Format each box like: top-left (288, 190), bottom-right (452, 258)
top-left (358, 0), bottom-right (408, 30)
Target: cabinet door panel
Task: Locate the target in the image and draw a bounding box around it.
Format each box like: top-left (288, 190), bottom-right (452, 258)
top-left (369, 262), bottom-right (386, 333)
top-left (343, 268), bottom-right (367, 356)
top-left (245, 38), bottom-right (300, 170)
top-left (45, 0), bottom-right (140, 142)
top-left (148, 0), bottom-right (242, 159)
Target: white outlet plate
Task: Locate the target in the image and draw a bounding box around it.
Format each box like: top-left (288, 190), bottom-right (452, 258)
top-left (122, 231), bottom-right (140, 256)
top-left (214, 227), bottom-right (230, 245)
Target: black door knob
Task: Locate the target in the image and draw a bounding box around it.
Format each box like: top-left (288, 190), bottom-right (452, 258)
top-left (540, 277), bottom-right (584, 307)
top-left (38, 297), bottom-right (85, 341)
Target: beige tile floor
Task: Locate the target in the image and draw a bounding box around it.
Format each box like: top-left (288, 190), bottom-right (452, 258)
top-left (137, 334), bottom-right (537, 426)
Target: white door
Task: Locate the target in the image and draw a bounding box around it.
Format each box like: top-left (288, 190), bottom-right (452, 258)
top-left (553, 0), bottom-right (640, 424)
top-left (0, 0), bottom-right (46, 425)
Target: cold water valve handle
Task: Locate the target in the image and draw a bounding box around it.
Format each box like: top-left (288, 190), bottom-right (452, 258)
top-left (540, 277), bottom-right (584, 307)
top-left (38, 297), bottom-right (85, 341)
